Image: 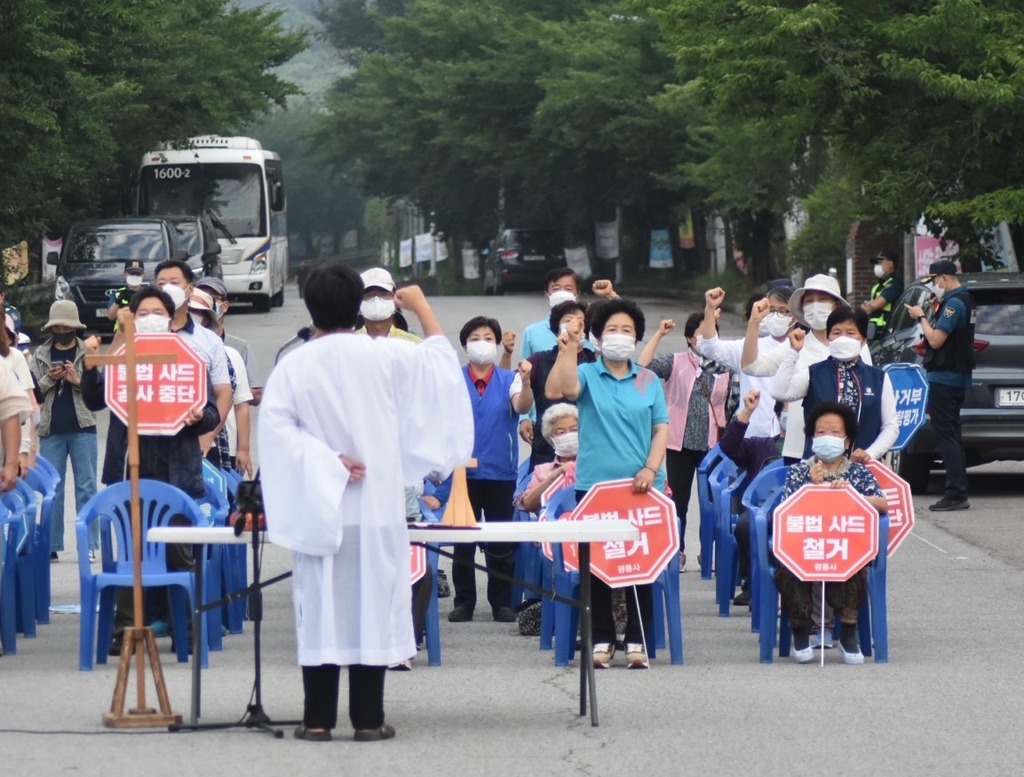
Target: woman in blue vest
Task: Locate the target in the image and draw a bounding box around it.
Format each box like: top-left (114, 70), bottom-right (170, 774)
top-left (449, 316), bottom-right (534, 624)
top-left (770, 308), bottom-right (898, 463)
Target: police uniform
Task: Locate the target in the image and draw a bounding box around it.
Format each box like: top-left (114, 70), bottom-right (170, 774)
top-left (111, 261), bottom-right (144, 330)
top-left (920, 261), bottom-right (975, 507)
top-left (867, 252), bottom-right (904, 333)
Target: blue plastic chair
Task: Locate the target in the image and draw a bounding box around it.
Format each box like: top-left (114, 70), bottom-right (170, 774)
top-left (0, 498), bottom-right (17, 654)
top-left (695, 446), bottom-right (727, 578)
top-left (651, 552), bottom-right (684, 663)
top-left (547, 488), bottom-right (582, 667)
top-left (702, 455), bottom-right (740, 583)
top-left (10, 482), bottom-right (38, 638)
top-left (221, 469), bottom-right (247, 631)
top-left (416, 486), bottom-right (444, 667)
top-left (195, 481), bottom-right (230, 651)
top-left (738, 462), bottom-right (789, 629)
top-left (75, 480), bottom-right (210, 671)
top-left (716, 459), bottom-right (786, 617)
top-left (753, 490), bottom-right (890, 664)
top-left (510, 460), bottom-right (541, 611)
top-left (23, 466), bottom-right (57, 625)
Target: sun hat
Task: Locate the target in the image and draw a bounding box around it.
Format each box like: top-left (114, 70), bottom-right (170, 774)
top-left (789, 274), bottom-right (849, 326)
top-left (43, 300), bottom-right (86, 330)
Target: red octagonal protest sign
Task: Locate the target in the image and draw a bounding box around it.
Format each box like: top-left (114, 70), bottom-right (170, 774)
top-left (563, 479), bottom-right (678, 588)
top-left (867, 461), bottom-right (915, 556)
top-left (410, 543), bottom-right (427, 584)
top-left (773, 484), bottom-right (879, 582)
top-left (105, 333), bottom-right (207, 436)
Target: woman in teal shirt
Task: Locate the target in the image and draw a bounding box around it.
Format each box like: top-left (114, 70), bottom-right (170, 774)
top-left (550, 298), bottom-right (669, 670)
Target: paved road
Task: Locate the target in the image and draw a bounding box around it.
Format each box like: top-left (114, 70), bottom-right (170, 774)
top-left (2, 286), bottom-right (1022, 775)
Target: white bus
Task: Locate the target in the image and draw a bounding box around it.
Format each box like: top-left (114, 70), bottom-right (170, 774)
top-left (137, 135), bottom-right (288, 312)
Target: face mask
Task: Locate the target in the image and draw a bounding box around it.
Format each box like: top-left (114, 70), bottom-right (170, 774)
top-left (548, 290), bottom-right (576, 309)
top-left (601, 333), bottom-right (635, 362)
top-left (812, 435), bottom-right (847, 463)
top-left (361, 297), bottom-right (396, 322)
top-left (766, 312), bottom-right (793, 338)
top-left (872, 264), bottom-right (885, 279)
top-left (930, 281), bottom-right (945, 301)
top-left (779, 411), bottom-right (788, 432)
top-left (126, 275), bottom-right (143, 289)
top-left (803, 301), bottom-right (834, 331)
top-left (54, 330), bottom-right (76, 346)
top-left (466, 340), bottom-right (497, 366)
top-left (135, 314), bottom-right (170, 334)
top-left (757, 318), bottom-right (770, 337)
top-left (191, 312), bottom-right (212, 329)
top-left (588, 333), bottom-right (601, 353)
top-left (828, 335), bottom-right (862, 362)
top-left (162, 283), bottom-right (187, 310)
top-left (552, 431), bottom-right (579, 458)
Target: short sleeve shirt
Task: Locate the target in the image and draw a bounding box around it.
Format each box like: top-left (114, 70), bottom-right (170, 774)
top-left (574, 359), bottom-right (669, 491)
top-left (176, 318), bottom-right (231, 386)
top-left (878, 275), bottom-right (904, 305)
top-left (928, 290), bottom-right (971, 388)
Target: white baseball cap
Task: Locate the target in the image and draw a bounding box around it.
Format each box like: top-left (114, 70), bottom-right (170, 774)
top-left (360, 267), bottom-right (396, 293)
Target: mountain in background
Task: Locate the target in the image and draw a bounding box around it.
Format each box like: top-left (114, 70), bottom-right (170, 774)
top-left (237, 0), bottom-right (347, 99)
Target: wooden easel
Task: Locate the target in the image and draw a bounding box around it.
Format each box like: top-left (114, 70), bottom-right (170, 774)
top-left (441, 459), bottom-right (478, 526)
top-left (85, 316), bottom-right (180, 728)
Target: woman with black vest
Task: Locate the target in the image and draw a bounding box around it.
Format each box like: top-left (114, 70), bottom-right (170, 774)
top-left (769, 308), bottom-right (898, 463)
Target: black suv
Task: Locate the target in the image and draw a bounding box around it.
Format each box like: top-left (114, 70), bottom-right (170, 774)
top-left (47, 218), bottom-right (193, 332)
top-left (870, 273), bottom-right (1024, 492)
top-left (483, 228), bottom-right (566, 294)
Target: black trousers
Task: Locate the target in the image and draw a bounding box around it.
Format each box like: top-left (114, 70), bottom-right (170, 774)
top-left (665, 448), bottom-right (705, 553)
top-left (411, 563), bottom-right (432, 642)
top-left (928, 382), bottom-right (969, 500)
top-left (734, 511), bottom-right (751, 586)
top-left (451, 478), bottom-right (516, 614)
top-left (302, 664), bottom-right (386, 731)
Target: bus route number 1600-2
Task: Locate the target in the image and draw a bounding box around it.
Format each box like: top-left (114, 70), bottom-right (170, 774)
top-left (152, 167), bottom-right (192, 180)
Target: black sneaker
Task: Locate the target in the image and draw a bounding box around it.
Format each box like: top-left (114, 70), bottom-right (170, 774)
top-left (436, 569), bottom-right (451, 598)
top-left (732, 589), bottom-right (751, 607)
top-left (929, 496), bottom-right (970, 512)
top-left (50, 551), bottom-right (58, 562)
top-left (447, 606), bottom-right (472, 622)
top-left (492, 607), bottom-right (517, 623)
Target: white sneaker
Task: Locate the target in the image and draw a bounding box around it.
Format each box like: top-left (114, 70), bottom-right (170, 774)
top-left (839, 641), bottom-right (864, 665)
top-left (625, 643), bottom-right (649, 669)
top-left (593, 642), bottom-right (615, 669)
top-left (89, 550), bottom-right (97, 563)
top-left (792, 645), bottom-right (814, 664)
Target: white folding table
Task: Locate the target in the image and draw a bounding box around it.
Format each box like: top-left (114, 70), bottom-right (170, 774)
top-left (149, 519), bottom-right (639, 728)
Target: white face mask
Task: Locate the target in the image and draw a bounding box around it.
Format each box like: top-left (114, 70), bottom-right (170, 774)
top-left (588, 333), bottom-right (601, 353)
top-left (162, 283), bottom-right (188, 310)
top-left (126, 275), bottom-right (143, 289)
top-left (466, 340), bottom-right (497, 366)
top-left (551, 431), bottom-right (579, 458)
top-left (190, 312), bottom-right (211, 329)
top-left (135, 314), bottom-right (170, 334)
top-left (812, 435), bottom-right (847, 463)
top-left (803, 301), bottom-right (834, 331)
top-left (757, 318), bottom-right (770, 337)
top-left (829, 335), bottom-right (862, 362)
top-left (930, 280), bottom-right (945, 301)
top-left (872, 264), bottom-right (885, 279)
top-left (361, 297), bottom-right (396, 322)
top-left (766, 312), bottom-right (793, 338)
top-left (601, 333), bottom-right (636, 362)
top-left (548, 290), bottom-right (577, 309)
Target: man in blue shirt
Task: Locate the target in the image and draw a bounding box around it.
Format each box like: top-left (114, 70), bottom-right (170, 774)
top-left (904, 260), bottom-right (975, 512)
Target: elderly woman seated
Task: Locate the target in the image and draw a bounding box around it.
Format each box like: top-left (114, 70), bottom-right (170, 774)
top-left (516, 403), bottom-right (578, 514)
top-left (773, 400), bottom-right (889, 665)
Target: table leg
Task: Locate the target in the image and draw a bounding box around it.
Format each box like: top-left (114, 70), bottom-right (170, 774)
top-left (579, 543), bottom-right (598, 726)
top-left (190, 544), bottom-right (205, 727)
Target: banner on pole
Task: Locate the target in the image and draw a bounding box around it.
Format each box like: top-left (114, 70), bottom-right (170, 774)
top-left (649, 229), bottom-right (672, 268)
top-left (678, 211), bottom-right (695, 249)
top-left (462, 248), bottom-right (480, 280)
top-left (414, 233), bottom-right (433, 264)
top-left (399, 239), bottom-right (413, 268)
top-left (565, 246), bottom-right (592, 279)
top-left (596, 221), bottom-right (619, 260)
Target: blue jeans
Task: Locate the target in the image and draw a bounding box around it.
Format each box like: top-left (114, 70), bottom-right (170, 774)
top-left (40, 432), bottom-right (99, 552)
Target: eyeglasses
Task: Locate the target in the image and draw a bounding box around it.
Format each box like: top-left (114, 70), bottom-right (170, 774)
top-left (363, 289), bottom-right (394, 301)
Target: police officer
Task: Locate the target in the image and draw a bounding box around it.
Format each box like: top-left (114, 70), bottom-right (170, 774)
top-left (106, 261), bottom-right (145, 327)
top-left (861, 249), bottom-right (904, 336)
top-left (904, 259), bottom-right (974, 512)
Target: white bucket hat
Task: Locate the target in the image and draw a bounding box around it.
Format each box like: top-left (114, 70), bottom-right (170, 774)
top-left (789, 274), bottom-right (849, 326)
top-left (43, 300), bottom-right (86, 330)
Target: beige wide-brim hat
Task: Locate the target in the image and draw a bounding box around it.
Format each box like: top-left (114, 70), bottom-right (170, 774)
top-left (789, 274), bottom-right (849, 326)
top-left (43, 300), bottom-right (86, 330)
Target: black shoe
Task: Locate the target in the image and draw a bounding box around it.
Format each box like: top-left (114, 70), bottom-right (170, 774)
top-left (492, 607), bottom-right (517, 623)
top-left (50, 551), bottom-right (58, 562)
top-left (436, 570), bottom-right (451, 598)
top-left (448, 606), bottom-right (472, 622)
top-left (732, 589), bottom-right (751, 607)
top-left (294, 724), bottom-right (332, 742)
top-left (929, 496), bottom-right (970, 512)
top-left (108, 637), bottom-right (123, 657)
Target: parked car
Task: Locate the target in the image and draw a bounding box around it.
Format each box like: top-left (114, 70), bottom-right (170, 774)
top-left (483, 228), bottom-right (566, 295)
top-left (870, 272), bottom-right (1024, 492)
top-left (47, 218), bottom-right (194, 332)
top-left (165, 214), bottom-right (223, 280)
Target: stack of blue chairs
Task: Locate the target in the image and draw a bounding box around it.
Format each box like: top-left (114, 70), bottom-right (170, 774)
top-left (10, 482), bottom-right (38, 639)
top-left (0, 497), bottom-right (17, 654)
top-left (222, 468), bottom-right (247, 631)
top-left (23, 465), bottom-right (58, 625)
top-left (416, 483), bottom-right (443, 666)
top-left (695, 445), bottom-right (727, 579)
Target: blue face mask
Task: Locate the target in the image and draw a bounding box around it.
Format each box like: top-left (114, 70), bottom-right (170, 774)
top-left (811, 435), bottom-right (846, 463)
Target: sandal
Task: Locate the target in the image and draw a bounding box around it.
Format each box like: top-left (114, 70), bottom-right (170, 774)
top-left (294, 725), bottom-right (332, 742)
top-left (354, 724), bottom-right (396, 742)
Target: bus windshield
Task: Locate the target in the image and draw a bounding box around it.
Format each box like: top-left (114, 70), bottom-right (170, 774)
top-left (139, 163), bottom-right (266, 238)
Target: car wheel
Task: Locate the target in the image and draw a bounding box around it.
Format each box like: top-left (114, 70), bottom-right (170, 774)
top-left (254, 295), bottom-right (272, 313)
top-left (272, 286), bottom-right (285, 307)
top-left (893, 450), bottom-right (932, 494)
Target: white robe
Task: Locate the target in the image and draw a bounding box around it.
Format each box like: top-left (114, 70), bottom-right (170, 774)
top-left (258, 333), bottom-right (474, 667)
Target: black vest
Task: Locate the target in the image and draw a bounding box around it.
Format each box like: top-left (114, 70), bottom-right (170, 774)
top-left (923, 287), bottom-right (976, 374)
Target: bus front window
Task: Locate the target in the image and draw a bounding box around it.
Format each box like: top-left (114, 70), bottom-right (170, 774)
top-left (140, 163), bottom-right (266, 238)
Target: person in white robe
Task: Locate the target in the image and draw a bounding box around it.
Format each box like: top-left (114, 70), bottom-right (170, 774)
top-left (259, 264), bottom-right (473, 743)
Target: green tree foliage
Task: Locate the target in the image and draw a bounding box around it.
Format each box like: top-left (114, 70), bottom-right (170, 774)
top-left (0, 0), bottom-right (306, 246)
top-left (646, 0), bottom-right (1024, 253)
